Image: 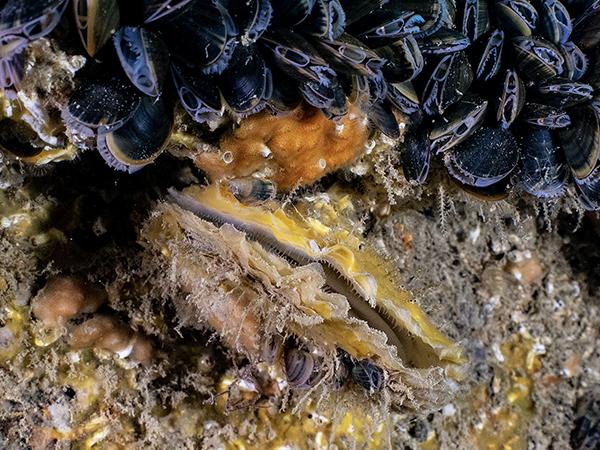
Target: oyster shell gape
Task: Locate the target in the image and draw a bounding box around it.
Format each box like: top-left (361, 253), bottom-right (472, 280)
top-left (143, 184), bottom-right (465, 406)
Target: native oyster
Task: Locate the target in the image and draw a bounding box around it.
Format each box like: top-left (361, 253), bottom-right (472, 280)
top-left (142, 184), bottom-right (465, 408)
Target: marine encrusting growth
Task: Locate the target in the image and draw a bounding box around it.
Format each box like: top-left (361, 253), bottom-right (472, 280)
top-left (196, 103), bottom-right (369, 190)
top-left (2, 0), bottom-right (600, 209)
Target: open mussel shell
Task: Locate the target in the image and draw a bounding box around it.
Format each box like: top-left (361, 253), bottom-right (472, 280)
top-left (303, 0), bottom-right (346, 41)
top-left (474, 29), bottom-right (504, 81)
top-left (417, 27), bottom-right (470, 55)
top-left (558, 103), bottom-right (600, 180)
top-left (401, 0), bottom-right (447, 39)
top-left (113, 26), bottom-right (169, 97)
top-left (378, 35), bottom-right (424, 82)
top-left (351, 359), bottom-right (384, 393)
top-left (521, 102), bottom-right (571, 128)
top-left (430, 96), bottom-right (488, 154)
top-left (97, 94), bottom-right (173, 172)
top-left (459, 0), bottom-right (490, 42)
top-left (445, 125), bottom-right (521, 188)
top-left (512, 36), bottom-right (565, 81)
top-left (519, 127), bottom-right (568, 198)
top-left (171, 63), bottom-right (223, 124)
top-left (220, 45), bottom-right (271, 114)
top-left (495, 0), bottom-right (538, 37)
top-left (74, 0), bottom-right (120, 57)
top-left (401, 124), bottom-right (431, 184)
top-left (575, 167), bottom-right (600, 211)
top-left (540, 0), bottom-right (572, 44)
top-left (495, 68), bottom-right (526, 129)
top-left (347, 7), bottom-right (424, 48)
top-left (422, 50), bottom-right (473, 116)
top-left (67, 68), bottom-right (141, 129)
top-left (225, 0), bottom-right (273, 44)
top-left (158, 0), bottom-right (237, 74)
top-left (0, 0), bottom-right (67, 56)
top-left (314, 33), bottom-right (384, 78)
top-left (534, 79), bottom-right (593, 108)
top-left (261, 31), bottom-right (330, 83)
top-left (560, 41), bottom-right (588, 81)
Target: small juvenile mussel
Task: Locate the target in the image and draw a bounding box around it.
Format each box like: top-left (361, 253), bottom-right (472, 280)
top-left (141, 183), bottom-right (466, 407)
top-left (393, 0), bottom-right (600, 210)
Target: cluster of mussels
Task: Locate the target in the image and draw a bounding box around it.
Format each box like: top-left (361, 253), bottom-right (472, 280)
top-left (271, 337), bottom-right (385, 394)
top-left (1, 0), bottom-right (599, 209)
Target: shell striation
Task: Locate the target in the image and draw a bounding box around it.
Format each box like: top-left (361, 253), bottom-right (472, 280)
top-left (142, 183), bottom-right (465, 407)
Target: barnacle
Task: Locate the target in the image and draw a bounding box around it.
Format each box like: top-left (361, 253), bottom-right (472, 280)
top-left (142, 183), bottom-right (465, 408)
top-left (195, 103), bottom-right (369, 190)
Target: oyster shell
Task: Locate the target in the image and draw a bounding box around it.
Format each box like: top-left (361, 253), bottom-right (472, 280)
top-left (142, 184), bottom-right (465, 407)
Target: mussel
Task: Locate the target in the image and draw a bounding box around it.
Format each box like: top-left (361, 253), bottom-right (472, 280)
top-left (157, 0), bottom-right (237, 74)
top-left (74, 0), bottom-right (120, 57)
top-left (351, 359), bottom-right (384, 393)
top-left (226, 0), bottom-right (273, 44)
top-left (303, 0), bottom-right (346, 41)
top-left (378, 35), bottom-right (424, 82)
top-left (401, 124), bottom-right (431, 184)
top-left (495, 0), bottom-right (538, 37)
top-left (97, 94), bottom-right (174, 172)
top-left (444, 126), bottom-right (520, 188)
top-left (459, 0), bottom-right (490, 42)
top-left (422, 50), bottom-right (473, 115)
top-left (113, 26), bottom-right (170, 97)
top-left (540, 0), bottom-right (572, 44)
top-left (558, 103), bottom-right (600, 180)
top-left (227, 177), bottom-right (277, 204)
top-left (66, 68), bottom-right (141, 129)
top-left (171, 63), bottom-right (223, 124)
top-left (534, 79), bottom-right (593, 107)
top-left (495, 68), bottom-right (526, 129)
top-left (430, 96), bottom-right (488, 153)
top-left (219, 45), bottom-right (272, 114)
top-left (521, 103), bottom-right (571, 128)
top-left (572, 0), bottom-right (600, 50)
top-left (519, 127), bottom-right (568, 198)
top-left (560, 41), bottom-right (588, 80)
top-left (284, 348), bottom-right (315, 388)
top-left (513, 36), bottom-right (565, 81)
top-left (474, 29), bottom-right (504, 81)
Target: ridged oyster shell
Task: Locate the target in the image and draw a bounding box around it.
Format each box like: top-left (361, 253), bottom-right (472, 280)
top-left (141, 184), bottom-right (465, 407)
